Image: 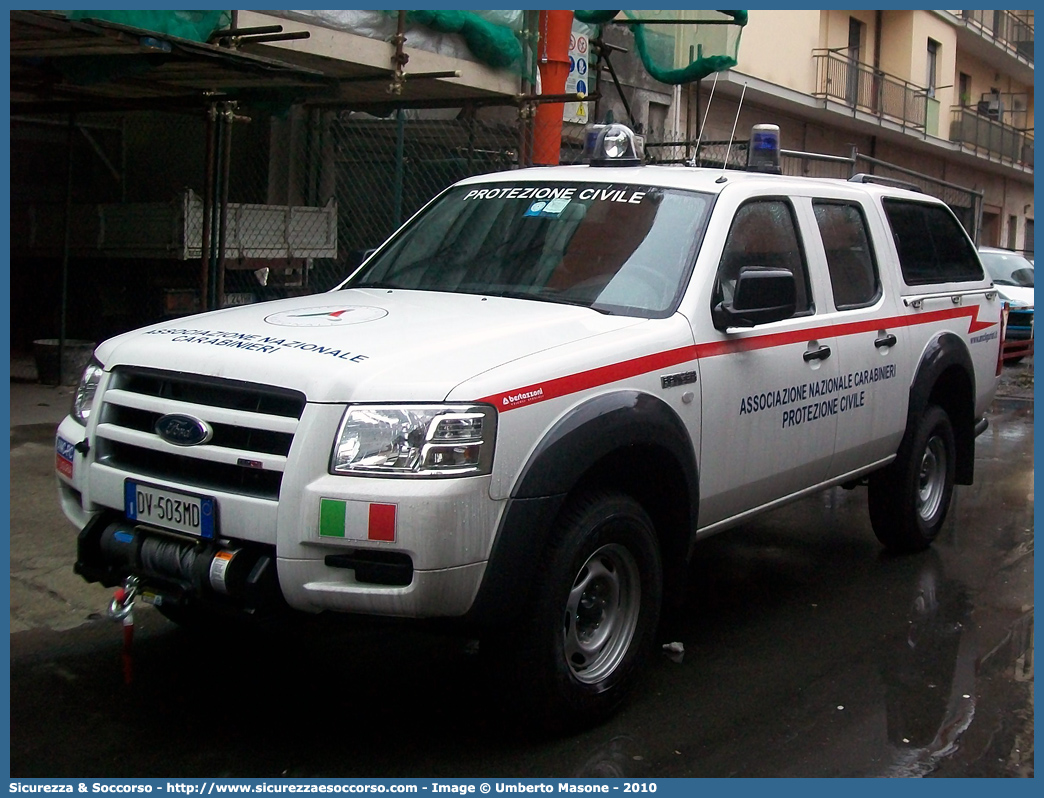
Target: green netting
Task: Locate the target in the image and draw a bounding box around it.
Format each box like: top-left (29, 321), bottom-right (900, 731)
top-left (402, 10), bottom-right (522, 70)
top-left (576, 10), bottom-right (746, 85)
top-left (379, 10), bottom-right (743, 85)
top-left (63, 10), bottom-right (231, 43)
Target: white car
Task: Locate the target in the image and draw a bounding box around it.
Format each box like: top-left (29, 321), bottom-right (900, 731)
top-left (57, 124), bottom-right (1002, 725)
top-left (978, 246), bottom-right (1034, 361)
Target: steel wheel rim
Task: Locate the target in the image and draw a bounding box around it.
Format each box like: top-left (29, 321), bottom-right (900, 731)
top-left (917, 434), bottom-right (947, 521)
top-left (563, 542), bottom-right (641, 684)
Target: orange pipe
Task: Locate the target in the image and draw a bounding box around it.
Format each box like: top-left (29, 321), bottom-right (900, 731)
top-left (533, 10), bottom-right (574, 166)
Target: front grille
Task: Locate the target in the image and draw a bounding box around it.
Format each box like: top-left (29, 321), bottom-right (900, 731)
top-left (116, 369), bottom-right (304, 417)
top-left (104, 440), bottom-right (284, 497)
top-left (105, 404), bottom-right (294, 456)
top-left (94, 367), bottom-right (306, 500)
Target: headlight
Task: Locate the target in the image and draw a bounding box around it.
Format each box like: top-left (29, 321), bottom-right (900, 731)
top-left (71, 358), bottom-right (104, 425)
top-left (331, 404), bottom-right (497, 477)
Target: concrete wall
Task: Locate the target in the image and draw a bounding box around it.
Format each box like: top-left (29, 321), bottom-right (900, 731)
top-left (818, 9), bottom-right (877, 54)
top-left (876, 11), bottom-right (916, 80)
top-left (916, 12), bottom-right (957, 114)
top-left (738, 10), bottom-right (821, 94)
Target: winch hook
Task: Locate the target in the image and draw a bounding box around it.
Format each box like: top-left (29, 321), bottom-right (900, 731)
top-left (109, 575), bottom-right (139, 620)
top-left (108, 575), bottom-right (140, 685)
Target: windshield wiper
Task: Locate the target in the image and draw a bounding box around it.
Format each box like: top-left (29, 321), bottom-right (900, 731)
top-left (347, 280), bottom-right (395, 290)
top-left (490, 289), bottom-right (611, 314)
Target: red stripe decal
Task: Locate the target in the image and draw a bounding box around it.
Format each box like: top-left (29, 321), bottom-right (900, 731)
top-left (481, 345), bottom-right (697, 411)
top-left (481, 304), bottom-right (996, 412)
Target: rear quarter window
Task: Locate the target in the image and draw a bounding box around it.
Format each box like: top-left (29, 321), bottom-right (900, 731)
top-left (882, 199), bottom-right (984, 284)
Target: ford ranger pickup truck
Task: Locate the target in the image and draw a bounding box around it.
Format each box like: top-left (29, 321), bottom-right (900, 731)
top-left (58, 123), bottom-right (1002, 724)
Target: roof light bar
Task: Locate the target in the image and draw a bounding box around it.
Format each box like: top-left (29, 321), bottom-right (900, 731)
top-left (747, 123), bottom-right (781, 174)
top-left (582, 123), bottom-right (642, 167)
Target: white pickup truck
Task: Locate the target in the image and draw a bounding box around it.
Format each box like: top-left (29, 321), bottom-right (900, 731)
top-left (57, 123), bottom-right (1001, 725)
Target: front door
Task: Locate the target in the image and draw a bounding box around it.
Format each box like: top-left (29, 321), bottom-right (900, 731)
top-left (696, 198), bottom-right (840, 528)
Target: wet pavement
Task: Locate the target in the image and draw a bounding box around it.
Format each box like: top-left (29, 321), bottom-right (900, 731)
top-left (7, 378), bottom-right (1034, 778)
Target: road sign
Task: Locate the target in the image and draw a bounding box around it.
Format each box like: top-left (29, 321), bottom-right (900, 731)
top-left (564, 30), bottom-right (589, 125)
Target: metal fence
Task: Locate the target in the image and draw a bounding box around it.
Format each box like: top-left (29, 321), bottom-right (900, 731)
top-left (949, 106), bottom-right (1035, 168)
top-left (308, 106), bottom-right (526, 292)
top-left (813, 49), bottom-right (928, 131)
top-left (960, 9), bottom-right (1035, 62)
top-left (643, 138), bottom-right (750, 169)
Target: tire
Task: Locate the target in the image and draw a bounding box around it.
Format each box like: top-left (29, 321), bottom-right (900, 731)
top-left (869, 405), bottom-right (956, 553)
top-left (501, 490), bottom-right (663, 728)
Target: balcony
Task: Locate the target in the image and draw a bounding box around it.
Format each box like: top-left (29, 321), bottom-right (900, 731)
top-left (950, 106), bottom-right (1034, 168)
top-left (960, 10), bottom-right (1034, 64)
top-left (813, 50), bottom-right (929, 132)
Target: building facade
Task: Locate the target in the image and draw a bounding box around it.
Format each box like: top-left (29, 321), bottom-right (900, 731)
top-left (593, 9), bottom-right (1033, 255)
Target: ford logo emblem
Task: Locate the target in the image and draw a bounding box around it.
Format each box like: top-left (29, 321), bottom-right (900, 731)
top-left (155, 414), bottom-right (213, 447)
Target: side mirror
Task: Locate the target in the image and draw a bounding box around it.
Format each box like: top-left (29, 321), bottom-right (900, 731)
top-left (713, 267), bottom-right (797, 330)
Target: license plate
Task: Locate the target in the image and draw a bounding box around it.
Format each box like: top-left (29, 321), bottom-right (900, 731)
top-left (125, 480), bottom-right (216, 539)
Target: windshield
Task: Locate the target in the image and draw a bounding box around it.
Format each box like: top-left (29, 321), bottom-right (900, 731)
top-left (980, 251), bottom-right (1034, 287)
top-left (345, 182), bottom-right (713, 316)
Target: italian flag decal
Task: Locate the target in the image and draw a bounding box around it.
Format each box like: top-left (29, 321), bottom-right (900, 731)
top-left (319, 499), bottom-right (396, 542)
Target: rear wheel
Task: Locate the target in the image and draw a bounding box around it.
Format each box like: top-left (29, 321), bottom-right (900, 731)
top-left (869, 405), bottom-right (956, 553)
top-left (501, 490), bottom-right (662, 728)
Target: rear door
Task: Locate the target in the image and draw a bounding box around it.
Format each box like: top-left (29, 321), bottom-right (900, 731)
top-left (809, 197), bottom-right (910, 478)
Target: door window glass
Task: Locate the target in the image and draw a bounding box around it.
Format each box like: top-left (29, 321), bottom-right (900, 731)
top-left (713, 199), bottom-right (812, 313)
top-left (813, 201), bottom-right (880, 308)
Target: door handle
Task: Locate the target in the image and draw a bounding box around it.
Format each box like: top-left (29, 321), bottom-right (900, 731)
top-left (875, 333), bottom-right (898, 348)
top-left (803, 345), bottom-right (832, 362)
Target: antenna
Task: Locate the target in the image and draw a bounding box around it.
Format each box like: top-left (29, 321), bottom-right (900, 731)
top-left (689, 72), bottom-right (719, 167)
top-left (717, 82), bottom-right (747, 183)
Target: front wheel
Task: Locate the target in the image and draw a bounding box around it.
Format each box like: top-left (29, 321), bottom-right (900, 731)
top-left (869, 405), bottom-right (956, 553)
top-left (503, 491), bottom-right (663, 728)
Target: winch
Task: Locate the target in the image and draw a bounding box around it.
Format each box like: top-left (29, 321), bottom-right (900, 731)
top-left (75, 512), bottom-right (280, 614)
